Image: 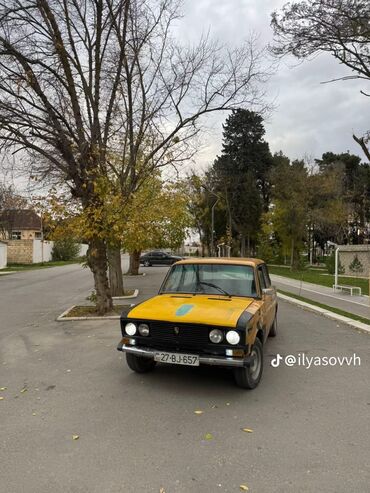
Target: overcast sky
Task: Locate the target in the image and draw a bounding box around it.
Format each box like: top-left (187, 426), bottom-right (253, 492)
top-left (176, 0), bottom-right (369, 170)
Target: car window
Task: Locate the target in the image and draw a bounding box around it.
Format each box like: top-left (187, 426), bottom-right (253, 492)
top-left (257, 266), bottom-right (266, 291)
top-left (161, 264), bottom-right (257, 297)
top-left (262, 264), bottom-right (271, 287)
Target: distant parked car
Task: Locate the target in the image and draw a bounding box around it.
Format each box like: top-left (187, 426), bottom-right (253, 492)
top-left (139, 251), bottom-right (183, 267)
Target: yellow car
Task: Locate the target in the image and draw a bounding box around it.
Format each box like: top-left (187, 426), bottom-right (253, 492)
top-left (117, 258), bottom-right (278, 389)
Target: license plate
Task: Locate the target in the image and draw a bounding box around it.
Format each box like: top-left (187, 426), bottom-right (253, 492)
top-left (154, 351), bottom-right (199, 366)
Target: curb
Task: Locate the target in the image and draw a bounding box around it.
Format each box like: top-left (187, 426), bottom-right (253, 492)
top-left (277, 293), bottom-right (370, 334)
top-left (112, 289), bottom-right (139, 300)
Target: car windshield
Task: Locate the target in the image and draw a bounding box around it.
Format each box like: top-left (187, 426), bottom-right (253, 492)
top-left (160, 263), bottom-right (257, 297)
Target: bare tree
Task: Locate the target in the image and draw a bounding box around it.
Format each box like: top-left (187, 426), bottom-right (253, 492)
top-left (0, 0), bottom-right (269, 313)
top-left (271, 0), bottom-right (370, 161)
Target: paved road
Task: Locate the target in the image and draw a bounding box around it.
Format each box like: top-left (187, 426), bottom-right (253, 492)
top-left (1, 264), bottom-right (370, 493)
top-left (271, 274), bottom-right (370, 319)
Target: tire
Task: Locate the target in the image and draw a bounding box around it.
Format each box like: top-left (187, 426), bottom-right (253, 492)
top-left (268, 312), bottom-right (277, 338)
top-left (126, 353), bottom-right (156, 373)
top-left (143, 260), bottom-right (151, 267)
top-left (233, 338), bottom-right (263, 389)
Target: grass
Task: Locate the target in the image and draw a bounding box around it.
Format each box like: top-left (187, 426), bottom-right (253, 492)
top-left (62, 304), bottom-right (130, 318)
top-left (278, 289), bottom-right (370, 326)
top-left (269, 265), bottom-right (369, 296)
top-left (1, 258), bottom-right (84, 272)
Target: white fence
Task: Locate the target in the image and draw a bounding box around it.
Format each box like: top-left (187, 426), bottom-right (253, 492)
top-left (33, 240), bottom-right (89, 263)
top-left (33, 240), bottom-right (88, 264)
top-left (33, 239), bottom-right (54, 263)
top-left (0, 242), bottom-right (7, 269)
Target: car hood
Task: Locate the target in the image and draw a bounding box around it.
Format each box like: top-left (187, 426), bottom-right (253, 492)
top-left (126, 294), bottom-right (255, 327)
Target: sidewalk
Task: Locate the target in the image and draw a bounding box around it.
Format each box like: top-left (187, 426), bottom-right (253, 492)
top-left (270, 274), bottom-right (369, 319)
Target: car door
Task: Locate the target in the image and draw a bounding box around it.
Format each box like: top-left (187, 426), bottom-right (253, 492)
top-left (259, 263), bottom-right (276, 331)
top-left (149, 252), bottom-right (159, 265)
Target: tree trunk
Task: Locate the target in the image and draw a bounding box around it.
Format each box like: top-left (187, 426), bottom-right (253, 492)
top-left (87, 238), bottom-right (113, 315)
top-left (107, 246), bottom-right (124, 297)
top-left (290, 237), bottom-right (295, 269)
top-left (127, 250), bottom-right (141, 275)
top-left (240, 235), bottom-right (246, 257)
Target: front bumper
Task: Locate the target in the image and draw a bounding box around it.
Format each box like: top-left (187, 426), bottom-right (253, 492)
top-left (117, 339), bottom-right (254, 368)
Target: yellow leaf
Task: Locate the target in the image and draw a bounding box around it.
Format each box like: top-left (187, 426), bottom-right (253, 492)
top-left (20, 388), bottom-right (27, 393)
top-left (242, 428), bottom-right (253, 433)
top-left (72, 435), bottom-right (79, 440)
top-left (204, 433), bottom-right (213, 440)
top-left (240, 485), bottom-right (249, 491)
top-left (0, 387), bottom-right (7, 391)
top-left (159, 489), bottom-right (166, 493)
top-left (0, 397), bottom-right (4, 401)
top-left (32, 413), bottom-right (36, 416)
top-left (194, 410), bottom-right (203, 415)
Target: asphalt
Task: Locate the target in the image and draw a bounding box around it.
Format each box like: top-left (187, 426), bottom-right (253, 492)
top-left (1, 262), bottom-right (370, 493)
top-left (271, 274), bottom-right (370, 319)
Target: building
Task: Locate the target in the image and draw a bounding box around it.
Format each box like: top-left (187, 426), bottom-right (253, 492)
top-left (0, 209), bottom-right (42, 240)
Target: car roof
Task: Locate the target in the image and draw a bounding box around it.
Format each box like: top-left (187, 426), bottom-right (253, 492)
top-left (174, 257), bottom-right (264, 267)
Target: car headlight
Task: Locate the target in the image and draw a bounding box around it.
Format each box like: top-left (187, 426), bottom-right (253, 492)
top-left (125, 322), bottom-right (137, 336)
top-left (209, 329), bottom-right (223, 344)
top-left (226, 330), bottom-right (240, 345)
top-left (138, 323), bottom-right (150, 336)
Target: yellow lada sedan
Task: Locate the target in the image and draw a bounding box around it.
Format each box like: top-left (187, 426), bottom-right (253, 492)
top-left (117, 258), bottom-right (277, 389)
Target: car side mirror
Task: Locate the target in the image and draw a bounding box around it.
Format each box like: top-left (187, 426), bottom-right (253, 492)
top-left (262, 287), bottom-right (274, 296)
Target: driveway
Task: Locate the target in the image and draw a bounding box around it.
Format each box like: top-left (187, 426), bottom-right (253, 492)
top-left (0, 263), bottom-right (369, 492)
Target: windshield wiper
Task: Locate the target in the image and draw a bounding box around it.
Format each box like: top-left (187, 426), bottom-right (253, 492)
top-left (197, 281), bottom-right (231, 297)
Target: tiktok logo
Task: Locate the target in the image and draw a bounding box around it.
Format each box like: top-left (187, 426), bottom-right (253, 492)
top-left (271, 354), bottom-right (283, 367)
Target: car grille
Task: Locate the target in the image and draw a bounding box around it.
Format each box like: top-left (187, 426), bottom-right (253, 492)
top-left (143, 321), bottom-right (211, 349)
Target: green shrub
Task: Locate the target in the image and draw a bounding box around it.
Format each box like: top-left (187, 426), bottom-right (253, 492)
top-left (52, 238), bottom-right (80, 261)
top-left (325, 252), bottom-right (345, 275)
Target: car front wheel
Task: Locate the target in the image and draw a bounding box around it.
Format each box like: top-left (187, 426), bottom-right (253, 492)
top-left (126, 353), bottom-right (156, 373)
top-left (233, 338), bottom-right (263, 389)
top-left (143, 260), bottom-right (151, 267)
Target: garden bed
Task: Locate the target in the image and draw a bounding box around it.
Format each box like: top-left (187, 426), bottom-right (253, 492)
top-left (57, 303), bottom-right (133, 320)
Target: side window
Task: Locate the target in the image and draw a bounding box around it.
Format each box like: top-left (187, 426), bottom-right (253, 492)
top-left (11, 231), bottom-right (21, 240)
top-left (257, 266), bottom-right (266, 291)
top-left (262, 264), bottom-right (271, 287)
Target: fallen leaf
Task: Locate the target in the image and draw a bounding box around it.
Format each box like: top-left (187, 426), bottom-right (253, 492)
top-left (32, 413), bottom-right (36, 416)
top-left (240, 485), bottom-right (249, 491)
top-left (20, 388), bottom-right (27, 393)
top-left (204, 433), bottom-right (213, 440)
top-left (159, 488), bottom-right (166, 493)
top-left (242, 428), bottom-right (253, 433)
top-left (0, 397), bottom-right (4, 401)
top-left (211, 404), bottom-right (218, 409)
top-left (226, 402), bottom-right (230, 406)
top-left (66, 369), bottom-right (71, 373)
top-left (0, 387), bottom-right (7, 391)
top-left (72, 435), bottom-right (79, 440)
top-left (194, 410), bottom-right (203, 415)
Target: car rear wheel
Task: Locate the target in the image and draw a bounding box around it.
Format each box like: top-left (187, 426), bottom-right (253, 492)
top-left (233, 338), bottom-right (263, 389)
top-left (268, 312), bottom-right (277, 337)
top-left (126, 353), bottom-right (156, 373)
top-left (143, 260), bottom-right (151, 267)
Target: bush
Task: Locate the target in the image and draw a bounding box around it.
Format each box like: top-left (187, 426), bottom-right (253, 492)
top-left (325, 252), bottom-right (344, 275)
top-left (52, 238), bottom-right (80, 261)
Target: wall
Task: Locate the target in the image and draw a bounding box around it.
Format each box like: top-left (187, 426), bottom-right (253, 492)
top-left (6, 240), bottom-right (33, 264)
top-left (338, 245), bottom-right (370, 278)
top-left (32, 240), bottom-right (54, 263)
top-left (79, 244), bottom-right (88, 256)
top-left (0, 242), bottom-right (7, 269)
